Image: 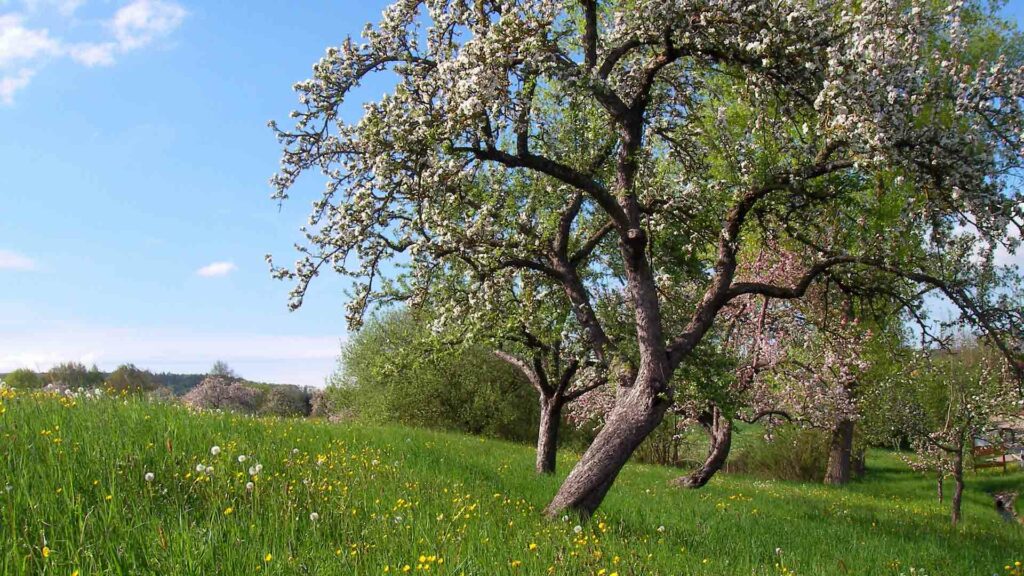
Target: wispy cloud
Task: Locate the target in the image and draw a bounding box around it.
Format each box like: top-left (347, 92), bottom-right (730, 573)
top-left (111, 0), bottom-right (186, 51)
top-left (196, 261), bottom-right (237, 277)
top-left (0, 249), bottom-right (36, 271)
top-left (0, 0), bottom-right (187, 102)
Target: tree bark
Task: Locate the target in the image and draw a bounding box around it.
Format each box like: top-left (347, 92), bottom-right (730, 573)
top-left (951, 449), bottom-right (964, 526)
top-left (824, 419), bottom-right (855, 485)
top-left (544, 378), bottom-right (669, 518)
top-left (937, 472), bottom-right (944, 503)
top-left (536, 396), bottom-right (563, 475)
top-left (672, 406), bottom-right (733, 489)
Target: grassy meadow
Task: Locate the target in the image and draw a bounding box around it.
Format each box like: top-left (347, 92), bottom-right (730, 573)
top-left (1, 388), bottom-right (1022, 576)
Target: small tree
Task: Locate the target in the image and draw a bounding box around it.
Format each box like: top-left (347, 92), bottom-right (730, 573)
top-left (3, 368), bottom-right (43, 389)
top-left (889, 341), bottom-right (1019, 526)
top-left (209, 360), bottom-right (238, 379)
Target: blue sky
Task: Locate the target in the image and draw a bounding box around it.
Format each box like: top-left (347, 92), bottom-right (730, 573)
top-left (2, 1), bottom-right (1023, 386)
top-left (0, 0), bottom-right (401, 385)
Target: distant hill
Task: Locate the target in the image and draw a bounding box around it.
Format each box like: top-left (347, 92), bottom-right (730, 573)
top-left (1, 370), bottom-right (299, 397)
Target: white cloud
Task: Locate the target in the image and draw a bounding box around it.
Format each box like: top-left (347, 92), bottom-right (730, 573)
top-left (196, 261), bottom-right (238, 277)
top-left (0, 14), bottom-right (60, 67)
top-left (67, 41), bottom-right (115, 66)
top-left (0, 248), bottom-right (36, 270)
top-left (0, 67), bottom-right (33, 103)
top-left (112, 0), bottom-right (186, 51)
top-left (0, 0), bottom-right (186, 103)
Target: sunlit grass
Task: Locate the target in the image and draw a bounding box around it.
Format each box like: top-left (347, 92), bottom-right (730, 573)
top-left (1, 388), bottom-right (1021, 575)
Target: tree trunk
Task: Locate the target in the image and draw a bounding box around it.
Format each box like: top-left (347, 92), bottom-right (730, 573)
top-left (937, 472), bottom-right (944, 503)
top-left (536, 396), bottom-right (562, 475)
top-left (672, 406), bottom-right (732, 489)
top-left (824, 419), bottom-right (855, 485)
top-left (951, 450), bottom-right (964, 526)
top-left (544, 380), bottom-right (669, 518)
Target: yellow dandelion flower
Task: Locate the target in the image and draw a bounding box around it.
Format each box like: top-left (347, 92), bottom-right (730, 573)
top-left (264, 553), bottom-right (273, 562)
top-left (42, 546), bottom-right (51, 559)
top-left (224, 507), bottom-right (234, 516)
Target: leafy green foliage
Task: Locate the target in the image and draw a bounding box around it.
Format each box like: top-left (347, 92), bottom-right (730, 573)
top-left (105, 363), bottom-right (159, 394)
top-left (329, 308), bottom-right (539, 442)
top-left (46, 361), bottom-right (103, 389)
top-left (2, 368), bottom-right (43, 389)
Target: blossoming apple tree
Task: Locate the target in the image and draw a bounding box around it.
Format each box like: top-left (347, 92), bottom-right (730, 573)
top-left (270, 0), bottom-right (1024, 517)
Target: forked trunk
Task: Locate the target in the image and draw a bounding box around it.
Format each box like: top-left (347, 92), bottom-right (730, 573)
top-left (544, 381), bottom-right (669, 518)
top-left (824, 419), bottom-right (855, 485)
top-left (672, 406), bottom-right (732, 489)
top-left (536, 396), bottom-right (562, 475)
top-left (951, 450), bottom-right (964, 526)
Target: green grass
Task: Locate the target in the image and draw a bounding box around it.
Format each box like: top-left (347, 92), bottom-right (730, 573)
top-left (1, 389), bottom-right (1022, 575)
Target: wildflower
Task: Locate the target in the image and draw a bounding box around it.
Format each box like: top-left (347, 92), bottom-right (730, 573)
top-left (246, 482), bottom-right (255, 492)
top-left (42, 546), bottom-right (51, 558)
top-left (573, 525), bottom-right (582, 534)
top-left (238, 455), bottom-right (247, 463)
top-left (211, 446), bottom-right (221, 456)
top-left (195, 464), bottom-right (206, 473)
top-left (144, 472), bottom-right (155, 482)
top-left (264, 553), bottom-right (273, 562)
top-left (224, 507), bottom-right (234, 515)
top-left (528, 543), bottom-right (537, 551)
top-left (657, 525), bottom-right (665, 533)
top-left (309, 512), bottom-right (319, 522)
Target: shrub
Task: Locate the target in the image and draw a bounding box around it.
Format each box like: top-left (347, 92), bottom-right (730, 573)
top-left (328, 308), bottom-right (538, 442)
top-left (106, 364), bottom-right (158, 394)
top-left (728, 425), bottom-right (831, 482)
top-left (4, 368), bottom-right (43, 389)
top-left (260, 385), bottom-right (312, 417)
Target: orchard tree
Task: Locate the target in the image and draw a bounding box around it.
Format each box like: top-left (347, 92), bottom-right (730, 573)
top-left (270, 0), bottom-right (1024, 517)
top-left (483, 281), bottom-right (608, 474)
top-left (886, 341), bottom-right (1021, 526)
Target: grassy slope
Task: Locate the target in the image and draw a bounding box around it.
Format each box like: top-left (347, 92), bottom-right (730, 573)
top-left (1, 391), bottom-right (1021, 576)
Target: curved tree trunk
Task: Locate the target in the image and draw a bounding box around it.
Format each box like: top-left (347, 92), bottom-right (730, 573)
top-left (672, 406), bottom-right (733, 489)
top-left (824, 419), bottom-right (855, 485)
top-left (544, 380), bottom-right (669, 519)
top-left (536, 396), bottom-right (563, 475)
top-left (951, 449), bottom-right (965, 526)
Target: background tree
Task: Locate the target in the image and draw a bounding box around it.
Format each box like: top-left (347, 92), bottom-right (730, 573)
top-left (209, 360), bottom-right (238, 379)
top-left (105, 363), bottom-right (159, 394)
top-left (3, 368), bottom-right (43, 389)
top-left (271, 0), bottom-right (1024, 517)
top-left (46, 361), bottom-right (104, 389)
